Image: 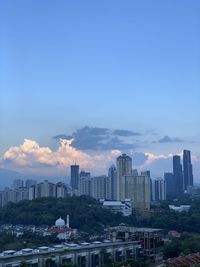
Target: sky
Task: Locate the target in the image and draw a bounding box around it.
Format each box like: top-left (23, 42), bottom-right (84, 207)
top-left (0, 0), bottom-right (200, 180)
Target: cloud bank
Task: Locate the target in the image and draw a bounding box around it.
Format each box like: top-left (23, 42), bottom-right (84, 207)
top-left (53, 126), bottom-right (141, 151)
top-left (0, 138), bottom-right (199, 180)
top-left (0, 139), bottom-right (121, 176)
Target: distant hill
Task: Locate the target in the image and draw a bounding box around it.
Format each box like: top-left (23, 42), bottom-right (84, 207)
top-left (0, 169), bottom-right (69, 188)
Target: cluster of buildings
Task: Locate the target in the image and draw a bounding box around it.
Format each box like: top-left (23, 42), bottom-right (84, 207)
top-left (0, 150), bottom-right (195, 211)
top-left (164, 150), bottom-right (194, 197)
top-left (0, 180), bottom-right (70, 208)
top-left (71, 150), bottom-right (195, 210)
top-left (71, 154), bottom-right (151, 210)
top-left (0, 223), bottom-right (165, 267)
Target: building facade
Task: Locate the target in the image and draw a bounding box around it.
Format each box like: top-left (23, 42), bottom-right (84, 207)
top-left (116, 154), bottom-right (132, 201)
top-left (183, 150), bottom-right (193, 190)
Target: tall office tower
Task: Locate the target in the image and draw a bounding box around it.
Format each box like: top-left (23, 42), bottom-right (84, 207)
top-left (173, 155), bottom-right (183, 194)
top-left (164, 172), bottom-right (175, 197)
top-left (183, 150), bottom-right (194, 190)
top-left (124, 174), bottom-right (151, 210)
top-left (116, 154), bottom-right (132, 200)
top-left (152, 179), bottom-right (166, 201)
top-left (78, 171), bottom-right (91, 197)
top-left (108, 165), bottom-right (117, 200)
top-left (13, 179), bottom-right (24, 189)
top-left (91, 175), bottom-right (107, 200)
top-left (70, 164), bottom-right (80, 191)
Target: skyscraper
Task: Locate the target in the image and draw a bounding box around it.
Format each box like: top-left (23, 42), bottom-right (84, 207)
top-left (70, 164), bottom-right (79, 191)
top-left (108, 165), bottom-right (117, 200)
top-left (164, 172), bottom-right (175, 197)
top-left (173, 155), bottom-right (183, 193)
top-left (183, 150), bottom-right (193, 190)
top-left (116, 153), bottom-right (132, 200)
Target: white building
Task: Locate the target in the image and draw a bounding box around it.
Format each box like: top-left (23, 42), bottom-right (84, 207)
top-left (48, 215), bottom-right (77, 240)
top-left (169, 205), bottom-right (191, 212)
top-left (102, 199), bottom-right (132, 216)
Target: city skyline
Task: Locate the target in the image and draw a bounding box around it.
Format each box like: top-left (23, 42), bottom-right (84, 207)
top-left (1, 1), bottom-right (200, 179)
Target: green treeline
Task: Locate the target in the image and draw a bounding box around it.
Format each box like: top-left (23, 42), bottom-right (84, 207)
top-left (0, 196), bottom-right (134, 233)
top-left (0, 195), bottom-right (200, 234)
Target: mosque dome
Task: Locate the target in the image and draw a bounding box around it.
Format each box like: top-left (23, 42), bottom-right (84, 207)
top-left (55, 217), bottom-right (65, 227)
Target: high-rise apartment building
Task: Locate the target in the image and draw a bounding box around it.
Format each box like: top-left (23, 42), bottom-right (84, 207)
top-left (152, 179), bottom-right (166, 201)
top-left (116, 154), bottom-right (132, 200)
top-left (108, 165), bottom-right (117, 200)
top-left (78, 171), bottom-right (91, 197)
top-left (173, 155), bottom-right (183, 193)
top-left (164, 172), bottom-right (175, 197)
top-left (70, 164), bottom-right (79, 191)
top-left (124, 174), bottom-right (151, 210)
top-left (183, 150), bottom-right (193, 190)
top-left (13, 179), bottom-right (24, 189)
top-left (25, 179), bottom-right (37, 188)
top-left (91, 175), bottom-right (107, 200)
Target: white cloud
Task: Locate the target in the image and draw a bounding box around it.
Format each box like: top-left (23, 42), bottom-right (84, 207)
top-left (0, 139), bottom-right (121, 176)
top-left (0, 139), bottom-right (199, 181)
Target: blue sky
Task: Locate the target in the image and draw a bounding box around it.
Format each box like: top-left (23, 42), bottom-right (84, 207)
top-left (0, 0), bottom-right (200, 178)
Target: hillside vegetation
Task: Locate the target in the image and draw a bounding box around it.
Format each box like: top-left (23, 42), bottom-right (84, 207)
top-left (0, 196), bottom-right (133, 234)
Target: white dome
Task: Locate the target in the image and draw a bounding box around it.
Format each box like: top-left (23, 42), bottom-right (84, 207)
top-left (55, 217), bottom-right (65, 227)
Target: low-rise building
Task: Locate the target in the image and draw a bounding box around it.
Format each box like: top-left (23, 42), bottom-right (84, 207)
top-left (105, 225), bottom-right (164, 262)
top-left (0, 240), bottom-right (142, 267)
top-left (169, 205), bottom-right (191, 212)
top-left (101, 199), bottom-right (132, 216)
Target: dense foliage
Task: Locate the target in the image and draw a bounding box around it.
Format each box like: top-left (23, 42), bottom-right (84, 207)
top-left (138, 196), bottom-right (200, 234)
top-left (0, 196), bottom-right (136, 234)
top-left (1, 195), bottom-right (200, 235)
top-left (163, 233), bottom-right (200, 259)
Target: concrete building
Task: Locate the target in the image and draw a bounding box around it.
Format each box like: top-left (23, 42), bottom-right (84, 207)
top-left (0, 241), bottom-right (142, 267)
top-left (173, 155), bottom-right (183, 194)
top-left (183, 150), bottom-right (194, 190)
top-left (25, 179), bottom-right (37, 188)
top-left (35, 180), bottom-right (56, 198)
top-left (70, 164), bottom-right (80, 192)
top-left (79, 172), bottom-right (92, 197)
top-left (56, 182), bottom-right (68, 198)
top-left (91, 176), bottom-right (107, 200)
top-left (108, 165), bottom-right (117, 200)
top-left (105, 225), bottom-right (164, 262)
top-left (152, 179), bottom-right (166, 201)
top-left (116, 154), bottom-right (132, 201)
top-left (169, 205), bottom-right (191, 212)
top-left (13, 179), bottom-right (24, 189)
top-left (101, 199), bottom-right (132, 216)
top-left (124, 175), bottom-right (151, 210)
top-left (164, 172), bottom-right (175, 197)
